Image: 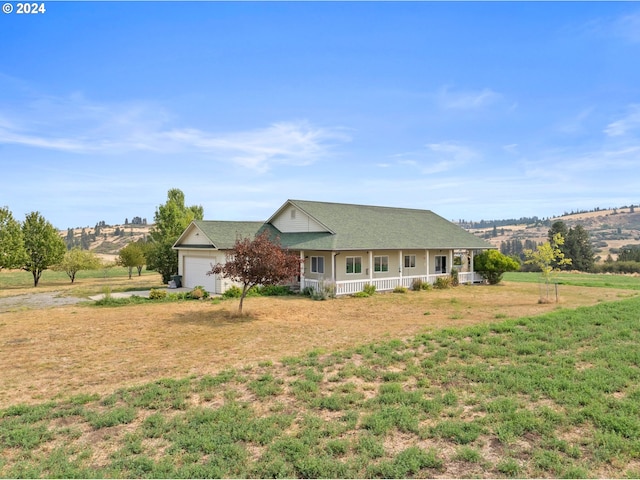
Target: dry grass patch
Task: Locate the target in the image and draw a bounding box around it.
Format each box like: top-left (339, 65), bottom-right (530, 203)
top-left (0, 282), bottom-right (632, 407)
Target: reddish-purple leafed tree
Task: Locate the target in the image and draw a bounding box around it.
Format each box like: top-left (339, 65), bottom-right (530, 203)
top-left (208, 231), bottom-right (301, 313)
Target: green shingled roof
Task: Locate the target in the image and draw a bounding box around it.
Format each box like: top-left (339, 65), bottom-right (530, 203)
top-left (178, 200), bottom-right (492, 251)
top-left (279, 200), bottom-right (493, 250)
top-left (186, 221), bottom-right (268, 250)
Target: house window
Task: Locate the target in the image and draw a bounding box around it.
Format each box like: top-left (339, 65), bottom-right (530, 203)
top-left (346, 256), bottom-right (362, 274)
top-left (435, 255), bottom-right (447, 274)
top-left (404, 255), bottom-right (416, 268)
top-left (310, 256), bottom-right (324, 274)
top-left (290, 209), bottom-right (296, 220)
top-left (374, 256), bottom-right (389, 272)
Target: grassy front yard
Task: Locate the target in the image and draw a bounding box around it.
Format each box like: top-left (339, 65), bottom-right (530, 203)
top-left (2, 296), bottom-right (640, 477)
top-left (1, 271), bottom-right (640, 477)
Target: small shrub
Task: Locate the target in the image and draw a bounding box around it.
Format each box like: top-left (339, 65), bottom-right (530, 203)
top-left (102, 285), bottom-right (112, 300)
top-left (450, 269), bottom-right (459, 286)
top-left (148, 288), bottom-right (167, 300)
top-left (411, 278), bottom-right (430, 291)
top-left (363, 283), bottom-right (376, 296)
top-left (353, 291), bottom-right (370, 298)
top-left (393, 285), bottom-right (408, 294)
top-left (222, 285), bottom-right (243, 298)
top-left (433, 276), bottom-right (452, 289)
top-left (258, 285), bottom-right (292, 296)
top-left (309, 280), bottom-right (336, 300)
top-left (189, 286), bottom-right (209, 300)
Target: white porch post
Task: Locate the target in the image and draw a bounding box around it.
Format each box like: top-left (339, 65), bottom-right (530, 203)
top-left (425, 250), bottom-right (430, 279)
top-left (471, 250), bottom-right (476, 280)
top-left (368, 251), bottom-right (373, 281)
top-left (299, 250), bottom-right (305, 290)
top-left (332, 252), bottom-right (337, 282)
top-left (449, 250), bottom-right (454, 274)
top-left (399, 250), bottom-right (403, 281)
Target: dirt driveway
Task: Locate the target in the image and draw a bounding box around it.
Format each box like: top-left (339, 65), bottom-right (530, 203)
top-left (1, 282), bottom-right (635, 408)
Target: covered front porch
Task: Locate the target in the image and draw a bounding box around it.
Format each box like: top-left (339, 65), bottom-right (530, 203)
top-left (296, 248), bottom-right (486, 296)
top-left (301, 271), bottom-right (485, 296)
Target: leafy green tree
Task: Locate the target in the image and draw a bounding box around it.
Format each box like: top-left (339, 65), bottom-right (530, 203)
top-left (524, 233), bottom-right (571, 303)
top-left (474, 250), bottom-right (520, 285)
top-left (117, 242), bottom-right (146, 279)
top-left (147, 188), bottom-right (204, 283)
top-left (53, 248), bottom-right (102, 283)
top-left (0, 206), bottom-right (26, 270)
top-left (22, 211), bottom-right (66, 287)
top-left (209, 231), bottom-right (301, 314)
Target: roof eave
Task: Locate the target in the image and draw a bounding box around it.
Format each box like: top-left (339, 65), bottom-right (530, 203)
top-left (172, 221), bottom-right (218, 250)
top-left (266, 199), bottom-right (336, 234)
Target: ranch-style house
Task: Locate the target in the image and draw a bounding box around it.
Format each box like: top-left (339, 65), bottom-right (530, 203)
top-left (173, 199), bottom-right (494, 296)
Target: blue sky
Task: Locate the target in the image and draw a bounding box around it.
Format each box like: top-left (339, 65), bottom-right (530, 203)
top-left (1, 2), bottom-right (639, 229)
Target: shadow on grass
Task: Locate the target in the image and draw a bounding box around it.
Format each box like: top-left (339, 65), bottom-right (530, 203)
top-left (170, 308), bottom-right (256, 327)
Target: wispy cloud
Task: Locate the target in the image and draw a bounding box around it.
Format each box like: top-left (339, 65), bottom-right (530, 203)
top-left (556, 107), bottom-right (594, 135)
top-left (615, 11), bottom-right (640, 43)
top-left (573, 10), bottom-right (640, 44)
top-left (389, 142), bottom-right (479, 175)
top-left (158, 122), bottom-right (349, 171)
top-left (436, 86), bottom-right (501, 110)
top-left (0, 92), bottom-right (350, 171)
top-left (604, 104), bottom-right (640, 137)
top-left (421, 142), bottom-right (478, 174)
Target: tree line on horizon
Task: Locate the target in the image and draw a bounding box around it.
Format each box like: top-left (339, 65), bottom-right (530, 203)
top-left (458, 203), bottom-right (638, 230)
top-left (0, 189), bottom-right (201, 286)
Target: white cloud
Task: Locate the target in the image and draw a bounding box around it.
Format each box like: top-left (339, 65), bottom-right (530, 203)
top-left (436, 86), bottom-right (501, 110)
top-left (604, 104), bottom-right (640, 137)
top-left (421, 142), bottom-right (479, 174)
top-left (154, 121), bottom-right (349, 171)
top-left (556, 107), bottom-right (594, 135)
top-left (388, 142), bottom-right (479, 175)
top-left (0, 92), bottom-right (349, 171)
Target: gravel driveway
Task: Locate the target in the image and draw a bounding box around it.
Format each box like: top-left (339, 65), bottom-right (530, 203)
top-left (0, 292), bottom-right (86, 313)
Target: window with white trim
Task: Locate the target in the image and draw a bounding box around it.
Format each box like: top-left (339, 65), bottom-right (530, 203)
top-left (435, 255), bottom-right (447, 274)
top-left (346, 256), bottom-right (362, 274)
top-left (374, 256), bottom-right (389, 272)
top-left (310, 256), bottom-right (324, 274)
top-left (404, 255), bottom-right (416, 268)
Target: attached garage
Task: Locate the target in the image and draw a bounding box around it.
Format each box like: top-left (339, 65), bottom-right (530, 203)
top-left (173, 220), bottom-right (267, 295)
top-left (182, 256), bottom-right (217, 292)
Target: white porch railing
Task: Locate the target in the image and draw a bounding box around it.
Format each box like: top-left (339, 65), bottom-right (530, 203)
top-left (302, 272), bottom-right (484, 296)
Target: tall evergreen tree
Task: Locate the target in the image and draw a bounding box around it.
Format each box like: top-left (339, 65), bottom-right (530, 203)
top-left (564, 225), bottom-right (595, 271)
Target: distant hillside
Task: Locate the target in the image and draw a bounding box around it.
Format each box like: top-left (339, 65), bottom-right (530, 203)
top-left (60, 224), bottom-right (152, 262)
top-left (466, 206), bottom-right (640, 262)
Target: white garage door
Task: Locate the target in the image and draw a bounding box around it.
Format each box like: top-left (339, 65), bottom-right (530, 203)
top-left (183, 256), bottom-right (217, 293)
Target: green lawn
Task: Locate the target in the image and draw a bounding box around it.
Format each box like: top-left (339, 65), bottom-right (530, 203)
top-left (2, 296), bottom-right (640, 478)
top-left (0, 267), bottom-right (163, 297)
top-left (504, 271), bottom-right (640, 290)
